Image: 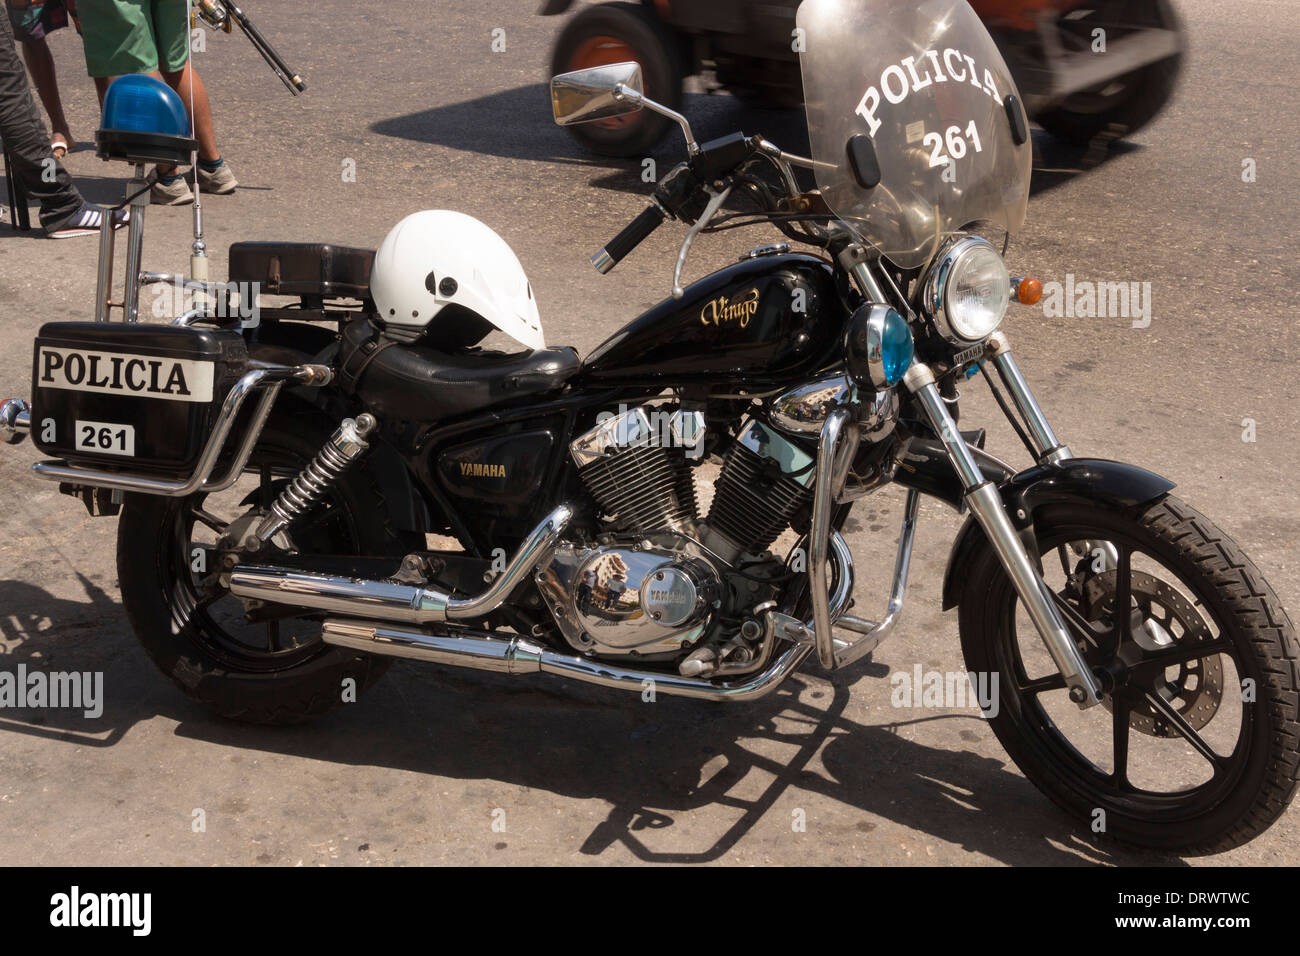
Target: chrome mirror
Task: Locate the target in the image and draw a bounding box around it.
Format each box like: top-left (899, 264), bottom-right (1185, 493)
top-left (550, 61), bottom-right (644, 126)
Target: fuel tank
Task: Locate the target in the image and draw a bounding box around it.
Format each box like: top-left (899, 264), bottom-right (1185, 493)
top-left (579, 253), bottom-right (847, 388)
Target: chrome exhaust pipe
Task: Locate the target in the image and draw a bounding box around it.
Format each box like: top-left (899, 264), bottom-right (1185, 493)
top-left (1, 399), bottom-right (31, 445)
top-left (229, 505), bottom-right (572, 624)
top-left (320, 617), bottom-right (812, 703)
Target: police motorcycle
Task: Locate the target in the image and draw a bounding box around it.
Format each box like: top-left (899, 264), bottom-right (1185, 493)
top-left (1, 0), bottom-right (1295, 854)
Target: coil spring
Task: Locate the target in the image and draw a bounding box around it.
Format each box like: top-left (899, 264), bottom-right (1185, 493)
top-left (274, 441), bottom-right (354, 521)
top-left (258, 415), bottom-right (374, 541)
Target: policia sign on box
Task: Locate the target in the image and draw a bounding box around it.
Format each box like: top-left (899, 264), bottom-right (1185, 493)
top-left (30, 323), bottom-right (249, 476)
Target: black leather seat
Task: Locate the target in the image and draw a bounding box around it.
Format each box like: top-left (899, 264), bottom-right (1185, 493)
top-left (339, 318), bottom-right (579, 422)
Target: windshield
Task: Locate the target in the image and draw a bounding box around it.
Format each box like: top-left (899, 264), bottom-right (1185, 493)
top-left (797, 0), bottom-right (1032, 269)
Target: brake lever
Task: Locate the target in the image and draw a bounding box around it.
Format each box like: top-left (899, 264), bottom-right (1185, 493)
top-left (672, 184), bottom-right (732, 299)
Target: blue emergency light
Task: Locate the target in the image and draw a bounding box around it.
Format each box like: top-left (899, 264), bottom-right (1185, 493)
top-left (95, 75), bottom-right (196, 166)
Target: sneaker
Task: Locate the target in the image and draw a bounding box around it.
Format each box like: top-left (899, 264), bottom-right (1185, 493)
top-left (152, 170), bottom-right (194, 206)
top-left (197, 160), bottom-right (238, 195)
top-left (46, 203), bottom-right (130, 239)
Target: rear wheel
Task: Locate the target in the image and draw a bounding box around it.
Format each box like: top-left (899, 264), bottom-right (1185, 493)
top-left (551, 2), bottom-right (685, 157)
top-left (117, 409), bottom-right (423, 724)
top-left (958, 495), bottom-right (1299, 853)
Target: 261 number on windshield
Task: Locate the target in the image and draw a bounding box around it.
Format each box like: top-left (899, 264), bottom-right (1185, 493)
top-left (925, 121), bottom-right (983, 168)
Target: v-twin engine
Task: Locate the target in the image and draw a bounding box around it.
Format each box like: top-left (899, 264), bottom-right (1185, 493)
top-left (539, 405), bottom-right (816, 661)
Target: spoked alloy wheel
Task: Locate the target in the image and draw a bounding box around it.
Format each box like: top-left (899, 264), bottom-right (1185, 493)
top-left (958, 496), bottom-right (1300, 853)
top-left (118, 413), bottom-right (422, 723)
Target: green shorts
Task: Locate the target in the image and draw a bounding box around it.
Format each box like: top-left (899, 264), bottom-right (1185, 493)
top-left (77, 0), bottom-right (189, 78)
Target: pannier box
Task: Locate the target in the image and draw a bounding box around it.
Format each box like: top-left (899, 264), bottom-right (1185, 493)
top-left (30, 322), bottom-right (249, 477)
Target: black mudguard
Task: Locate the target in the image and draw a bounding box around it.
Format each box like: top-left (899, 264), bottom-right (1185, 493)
top-left (939, 458), bottom-right (1176, 610)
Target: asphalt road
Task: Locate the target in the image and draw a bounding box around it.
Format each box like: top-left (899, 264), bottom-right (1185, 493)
top-left (0, 0), bottom-right (1296, 865)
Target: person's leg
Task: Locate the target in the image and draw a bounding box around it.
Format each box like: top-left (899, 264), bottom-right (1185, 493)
top-left (0, 9), bottom-right (83, 227)
top-left (157, 62), bottom-right (217, 162)
top-left (18, 37), bottom-right (73, 151)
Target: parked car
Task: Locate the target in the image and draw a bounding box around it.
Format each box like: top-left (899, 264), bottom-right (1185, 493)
top-left (541, 0), bottom-right (1184, 156)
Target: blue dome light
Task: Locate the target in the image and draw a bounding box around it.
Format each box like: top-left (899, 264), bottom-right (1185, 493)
top-left (101, 75), bottom-right (190, 137)
top-left (96, 75), bottom-right (196, 166)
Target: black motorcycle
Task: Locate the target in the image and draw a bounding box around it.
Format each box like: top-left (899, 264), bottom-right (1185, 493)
top-left (2, 0), bottom-right (1294, 854)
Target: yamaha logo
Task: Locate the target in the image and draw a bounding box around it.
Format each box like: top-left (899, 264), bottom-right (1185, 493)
top-left (459, 461), bottom-right (506, 479)
top-left (38, 347), bottom-right (215, 404)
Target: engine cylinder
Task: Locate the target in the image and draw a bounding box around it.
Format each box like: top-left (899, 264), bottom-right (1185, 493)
top-left (571, 406), bottom-right (702, 535)
top-left (705, 419), bottom-right (814, 558)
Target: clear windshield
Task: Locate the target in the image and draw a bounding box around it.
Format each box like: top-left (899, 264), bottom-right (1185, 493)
top-left (797, 0), bottom-right (1032, 269)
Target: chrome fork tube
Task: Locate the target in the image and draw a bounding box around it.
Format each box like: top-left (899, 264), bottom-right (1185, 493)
top-left (986, 332), bottom-right (1071, 463)
top-left (905, 362), bottom-right (1102, 708)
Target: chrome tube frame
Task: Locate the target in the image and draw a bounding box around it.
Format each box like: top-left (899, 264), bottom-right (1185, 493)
top-left (120, 164), bottom-right (151, 324)
top-left (29, 363), bottom-right (330, 497)
top-left (808, 407), bottom-right (858, 668)
top-left (95, 214), bottom-right (117, 322)
top-left (904, 361), bottom-right (1103, 708)
top-left (831, 488), bottom-right (918, 668)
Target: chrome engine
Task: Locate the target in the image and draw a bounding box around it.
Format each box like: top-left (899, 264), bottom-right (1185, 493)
top-left (542, 404), bottom-right (819, 663)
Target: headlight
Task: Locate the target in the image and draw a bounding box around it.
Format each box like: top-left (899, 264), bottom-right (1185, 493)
top-left (921, 237), bottom-right (1010, 344)
top-left (846, 304), bottom-right (914, 390)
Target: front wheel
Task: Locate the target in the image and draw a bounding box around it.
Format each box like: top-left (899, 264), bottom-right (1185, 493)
top-left (958, 495), bottom-right (1299, 854)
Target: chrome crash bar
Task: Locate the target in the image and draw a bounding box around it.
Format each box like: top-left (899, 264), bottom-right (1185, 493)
top-left (26, 362), bottom-right (331, 497)
top-left (806, 406), bottom-right (920, 671)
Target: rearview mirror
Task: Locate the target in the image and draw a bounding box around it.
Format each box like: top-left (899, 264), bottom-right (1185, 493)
top-left (550, 62), bottom-right (644, 126)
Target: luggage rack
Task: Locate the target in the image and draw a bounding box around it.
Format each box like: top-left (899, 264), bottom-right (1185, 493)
top-left (26, 361), bottom-right (331, 498)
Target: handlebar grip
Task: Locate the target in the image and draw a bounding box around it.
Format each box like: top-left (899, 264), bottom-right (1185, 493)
top-left (591, 203), bottom-right (667, 274)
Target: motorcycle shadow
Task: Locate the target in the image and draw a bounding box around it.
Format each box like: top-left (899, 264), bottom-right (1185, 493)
top-left (0, 577), bottom-right (1187, 865)
top-left (369, 84), bottom-right (811, 196)
top-left (368, 82), bottom-right (1142, 203)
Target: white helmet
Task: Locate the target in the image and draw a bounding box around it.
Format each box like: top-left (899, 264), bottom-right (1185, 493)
top-left (369, 210), bottom-right (544, 350)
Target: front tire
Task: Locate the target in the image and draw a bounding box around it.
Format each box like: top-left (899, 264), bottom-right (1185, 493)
top-left (958, 495), bottom-right (1299, 854)
top-left (117, 409), bottom-right (423, 724)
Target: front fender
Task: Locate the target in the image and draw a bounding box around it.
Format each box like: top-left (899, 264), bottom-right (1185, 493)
top-left (939, 458), bottom-right (1176, 610)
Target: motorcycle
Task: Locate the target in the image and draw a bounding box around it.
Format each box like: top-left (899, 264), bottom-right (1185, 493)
top-left (2, 0), bottom-right (1295, 854)
top-left (542, 0), bottom-right (1185, 156)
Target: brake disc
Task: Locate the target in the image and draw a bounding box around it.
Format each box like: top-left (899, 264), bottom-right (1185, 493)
top-left (1083, 569), bottom-right (1224, 736)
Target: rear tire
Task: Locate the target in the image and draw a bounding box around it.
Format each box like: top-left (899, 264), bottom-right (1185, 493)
top-left (551, 2), bottom-right (686, 157)
top-left (117, 409), bottom-right (423, 724)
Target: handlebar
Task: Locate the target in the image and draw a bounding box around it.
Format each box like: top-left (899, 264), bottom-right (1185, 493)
top-left (590, 203), bottom-right (667, 274)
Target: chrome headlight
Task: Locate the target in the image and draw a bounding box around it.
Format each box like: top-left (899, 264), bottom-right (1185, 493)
top-left (920, 237), bottom-right (1010, 344)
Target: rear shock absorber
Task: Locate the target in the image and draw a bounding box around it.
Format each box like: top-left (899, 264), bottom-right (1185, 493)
top-left (249, 414), bottom-right (377, 549)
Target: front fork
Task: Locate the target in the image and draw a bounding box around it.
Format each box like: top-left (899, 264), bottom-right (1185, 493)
top-left (902, 360), bottom-right (1102, 708)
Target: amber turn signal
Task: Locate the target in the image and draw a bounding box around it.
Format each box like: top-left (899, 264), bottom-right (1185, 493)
top-left (1014, 277), bottom-right (1042, 305)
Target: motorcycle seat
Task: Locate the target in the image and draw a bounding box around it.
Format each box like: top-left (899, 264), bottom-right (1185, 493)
top-left (339, 318), bottom-right (579, 422)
